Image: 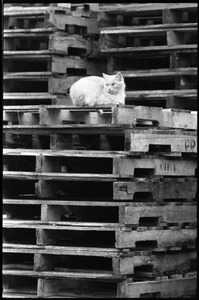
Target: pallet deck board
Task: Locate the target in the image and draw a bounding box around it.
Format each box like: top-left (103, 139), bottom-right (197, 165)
top-left (100, 23), bottom-right (198, 34)
top-left (98, 3), bottom-right (198, 14)
top-left (100, 44), bottom-right (197, 54)
top-left (118, 68), bottom-right (197, 77)
top-left (3, 243), bottom-right (119, 257)
top-left (3, 171), bottom-right (119, 182)
top-left (3, 269), bottom-right (118, 280)
top-left (118, 276), bottom-right (196, 298)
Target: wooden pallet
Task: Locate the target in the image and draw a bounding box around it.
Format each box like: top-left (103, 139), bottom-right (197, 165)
top-left (3, 148), bottom-right (197, 179)
top-left (2, 273), bottom-right (197, 298)
top-left (3, 54), bottom-right (107, 75)
top-left (100, 24), bottom-right (197, 51)
top-left (4, 31), bottom-right (100, 57)
top-left (3, 243), bottom-right (197, 278)
top-left (107, 52), bottom-right (197, 73)
top-left (3, 105), bottom-right (198, 129)
top-left (3, 174), bottom-right (196, 201)
top-left (3, 125), bottom-right (197, 157)
top-left (3, 5), bottom-right (98, 31)
top-left (3, 73), bottom-right (81, 95)
top-left (3, 217), bottom-right (197, 250)
top-left (3, 197), bottom-right (197, 226)
top-left (98, 3), bottom-right (197, 28)
top-left (3, 93), bottom-right (69, 106)
top-left (113, 177), bottom-right (197, 202)
top-left (124, 129), bottom-right (197, 154)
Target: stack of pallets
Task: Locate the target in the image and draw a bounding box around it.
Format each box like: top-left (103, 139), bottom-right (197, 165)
top-left (3, 3), bottom-right (197, 298)
top-left (3, 3), bottom-right (106, 106)
top-left (99, 3), bottom-right (197, 110)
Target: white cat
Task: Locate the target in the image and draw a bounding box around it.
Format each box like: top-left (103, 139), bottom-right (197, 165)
top-left (69, 72), bottom-right (126, 106)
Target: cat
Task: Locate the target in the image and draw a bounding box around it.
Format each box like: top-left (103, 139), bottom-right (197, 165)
top-left (69, 72), bottom-right (125, 151)
top-left (69, 72), bottom-right (126, 106)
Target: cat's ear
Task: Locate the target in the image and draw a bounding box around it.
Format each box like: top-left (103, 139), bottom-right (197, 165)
top-left (102, 73), bottom-right (109, 80)
top-left (115, 72), bottom-right (123, 81)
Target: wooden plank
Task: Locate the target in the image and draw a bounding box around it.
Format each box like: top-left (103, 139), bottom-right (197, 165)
top-left (3, 220), bottom-right (118, 231)
top-left (116, 228), bottom-right (196, 249)
top-left (113, 178), bottom-right (197, 201)
top-left (113, 105), bottom-right (197, 130)
top-left (120, 203), bottom-right (197, 225)
top-left (3, 293), bottom-right (37, 298)
top-left (100, 23), bottom-right (197, 33)
top-left (118, 276), bottom-right (196, 298)
top-left (100, 25), bottom-right (197, 35)
top-left (113, 157), bottom-right (196, 177)
top-left (117, 68), bottom-right (197, 78)
top-left (100, 44), bottom-right (197, 54)
top-left (125, 132), bottom-right (197, 153)
top-left (3, 148), bottom-right (126, 158)
top-left (99, 3), bottom-right (198, 14)
top-left (43, 149), bottom-right (125, 158)
top-left (4, 72), bottom-right (53, 79)
top-left (2, 199), bottom-right (125, 207)
top-left (3, 244), bottom-right (119, 257)
top-left (3, 269), bottom-right (118, 280)
top-left (125, 90), bottom-right (197, 100)
top-left (3, 171), bottom-right (118, 181)
top-left (37, 278), bottom-right (61, 298)
top-left (3, 93), bottom-right (57, 100)
top-left (3, 6), bottom-right (71, 16)
top-left (46, 13), bottom-right (99, 35)
top-left (48, 77), bottom-right (82, 94)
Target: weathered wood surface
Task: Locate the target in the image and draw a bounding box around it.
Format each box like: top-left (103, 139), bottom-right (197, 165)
top-left (3, 28), bottom-right (55, 37)
top-left (46, 13), bottom-right (99, 35)
top-left (113, 157), bottom-right (196, 177)
top-left (119, 203), bottom-right (197, 225)
top-left (3, 148), bottom-right (126, 158)
top-left (114, 178), bottom-right (197, 201)
top-left (100, 23), bottom-right (197, 34)
top-left (3, 93), bottom-right (57, 100)
top-left (3, 219), bottom-right (197, 249)
top-left (125, 132), bottom-right (197, 153)
top-left (3, 244), bottom-right (197, 276)
top-left (3, 243), bottom-right (119, 257)
top-left (3, 171), bottom-right (119, 182)
top-left (4, 72), bottom-right (53, 79)
top-left (98, 3), bottom-right (197, 14)
top-left (3, 155), bottom-right (197, 177)
top-left (4, 35), bottom-right (101, 57)
top-left (125, 90), bottom-right (197, 100)
top-left (3, 105), bottom-right (198, 129)
top-left (3, 199), bottom-right (126, 207)
top-left (3, 6), bottom-right (71, 16)
top-left (100, 44), bottom-right (197, 54)
top-left (116, 228), bottom-right (196, 249)
top-left (118, 276), bottom-right (196, 298)
top-left (3, 269), bottom-right (118, 280)
top-left (113, 105), bottom-right (197, 129)
top-left (3, 219), bottom-right (117, 231)
top-left (117, 68), bottom-right (197, 78)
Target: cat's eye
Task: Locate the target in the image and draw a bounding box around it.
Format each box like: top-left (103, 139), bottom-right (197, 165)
top-left (112, 83), bottom-right (116, 86)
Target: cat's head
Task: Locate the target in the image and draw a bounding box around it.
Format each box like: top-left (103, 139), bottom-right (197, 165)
top-left (102, 72), bottom-right (125, 94)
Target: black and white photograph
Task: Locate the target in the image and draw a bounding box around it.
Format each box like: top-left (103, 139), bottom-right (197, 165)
top-left (3, 2), bottom-right (197, 298)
